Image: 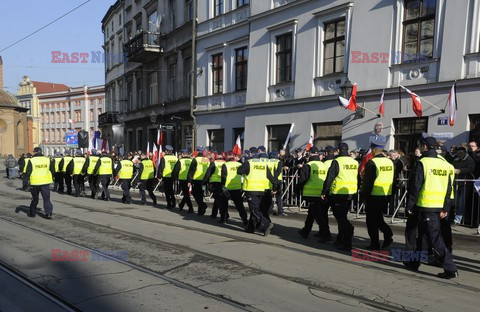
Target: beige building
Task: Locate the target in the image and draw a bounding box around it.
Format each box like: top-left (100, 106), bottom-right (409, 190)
top-left (0, 89), bottom-right (29, 157)
top-left (16, 76), bottom-right (69, 152)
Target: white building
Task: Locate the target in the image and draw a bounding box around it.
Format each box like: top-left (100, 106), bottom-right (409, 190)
top-left (195, 0), bottom-right (480, 154)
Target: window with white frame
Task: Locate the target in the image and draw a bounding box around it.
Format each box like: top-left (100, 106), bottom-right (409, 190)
top-left (149, 73), bottom-right (158, 106)
top-left (208, 129), bottom-right (224, 151)
top-left (323, 19), bottom-right (345, 75)
top-left (235, 47), bottom-right (248, 91)
top-left (212, 53), bottom-right (223, 94)
top-left (276, 33), bottom-right (293, 84)
top-left (185, 0), bottom-right (193, 22)
top-left (402, 0), bottom-right (436, 62)
top-left (214, 0), bottom-right (224, 17)
top-left (237, 0), bottom-right (249, 8)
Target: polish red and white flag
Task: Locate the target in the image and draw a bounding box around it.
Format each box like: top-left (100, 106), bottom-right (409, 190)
top-left (448, 83), bottom-right (457, 126)
top-left (379, 89), bottom-right (385, 117)
top-left (232, 135), bottom-right (242, 156)
top-left (338, 83), bottom-right (358, 112)
top-left (306, 135), bottom-right (314, 151)
top-left (400, 85), bottom-right (422, 117)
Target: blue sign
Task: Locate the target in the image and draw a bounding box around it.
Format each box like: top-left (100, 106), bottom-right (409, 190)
top-left (66, 130), bottom-right (78, 148)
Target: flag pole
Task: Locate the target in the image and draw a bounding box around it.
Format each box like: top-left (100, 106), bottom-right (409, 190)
top-left (358, 104), bottom-right (381, 118)
top-left (399, 85), bottom-right (445, 112)
top-left (283, 123), bottom-right (295, 150)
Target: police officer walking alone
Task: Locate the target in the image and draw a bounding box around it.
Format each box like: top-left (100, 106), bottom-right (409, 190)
top-left (25, 147), bottom-right (54, 219)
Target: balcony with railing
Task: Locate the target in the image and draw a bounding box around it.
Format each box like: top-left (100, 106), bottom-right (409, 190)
top-left (124, 30), bottom-right (163, 62)
top-left (98, 112), bottom-right (120, 126)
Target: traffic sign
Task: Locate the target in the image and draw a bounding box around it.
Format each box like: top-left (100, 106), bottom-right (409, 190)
top-left (66, 130), bottom-right (78, 148)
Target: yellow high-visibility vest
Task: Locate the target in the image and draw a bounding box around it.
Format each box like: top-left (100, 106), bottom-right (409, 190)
top-left (209, 160), bottom-right (225, 183)
top-left (87, 156), bottom-right (100, 175)
top-left (54, 157), bottom-right (62, 173)
top-left (243, 158), bottom-right (268, 192)
top-left (330, 156), bottom-right (358, 195)
top-left (62, 156), bottom-right (73, 173)
top-left (140, 159), bottom-right (154, 180)
top-left (416, 157), bottom-right (450, 208)
top-left (178, 158), bottom-right (192, 181)
top-left (162, 155), bottom-right (178, 178)
top-left (303, 161), bottom-right (327, 197)
top-left (29, 156), bottom-right (53, 185)
top-left (370, 157), bottom-right (394, 196)
top-left (72, 157), bottom-right (86, 175)
top-left (98, 157), bottom-right (113, 175)
top-left (192, 156), bottom-right (210, 181)
top-left (118, 160), bottom-right (134, 179)
top-left (23, 157), bottom-right (31, 173)
top-left (224, 161), bottom-right (242, 190)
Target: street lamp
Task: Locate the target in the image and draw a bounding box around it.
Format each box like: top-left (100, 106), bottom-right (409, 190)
top-left (340, 77), bottom-right (353, 99)
top-left (149, 110), bottom-right (158, 125)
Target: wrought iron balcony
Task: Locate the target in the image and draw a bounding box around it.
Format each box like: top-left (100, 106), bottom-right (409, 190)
top-left (124, 30), bottom-right (163, 62)
top-left (98, 112), bottom-right (119, 126)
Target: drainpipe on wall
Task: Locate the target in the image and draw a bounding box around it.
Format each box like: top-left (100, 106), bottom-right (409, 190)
top-left (189, 0), bottom-right (197, 152)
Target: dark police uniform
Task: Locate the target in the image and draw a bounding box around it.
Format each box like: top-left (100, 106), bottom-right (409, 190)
top-left (172, 152), bottom-right (193, 212)
top-left (222, 159), bottom-right (248, 225)
top-left (93, 154), bottom-right (114, 201)
top-left (67, 153), bottom-right (86, 197)
top-left (204, 157), bottom-right (228, 222)
top-left (404, 137), bottom-right (458, 279)
top-left (158, 147), bottom-right (178, 209)
top-left (114, 158), bottom-right (134, 204)
top-left (53, 154), bottom-right (63, 192)
top-left (84, 153), bottom-right (100, 199)
top-left (360, 152), bottom-right (395, 249)
top-left (25, 149), bottom-right (54, 218)
top-left (60, 155), bottom-right (73, 195)
top-left (22, 156), bottom-right (31, 190)
top-left (188, 153), bottom-right (210, 215)
top-left (138, 158), bottom-right (157, 206)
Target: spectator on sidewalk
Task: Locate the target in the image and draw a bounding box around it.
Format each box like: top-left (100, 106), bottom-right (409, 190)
top-left (453, 147), bottom-right (475, 225)
top-left (5, 154), bottom-right (18, 179)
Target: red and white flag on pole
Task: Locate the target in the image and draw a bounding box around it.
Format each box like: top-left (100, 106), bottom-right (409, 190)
top-left (400, 85), bottom-right (422, 117)
top-left (232, 135), bottom-right (242, 156)
top-left (379, 89), bottom-right (385, 117)
top-left (152, 143), bottom-right (158, 168)
top-left (359, 149), bottom-right (373, 178)
top-left (338, 83), bottom-right (358, 112)
top-left (306, 135), bottom-right (314, 151)
top-left (101, 139), bottom-right (109, 152)
top-left (448, 83), bottom-right (457, 126)
top-left (157, 130), bottom-right (164, 158)
top-left (146, 141), bottom-right (150, 158)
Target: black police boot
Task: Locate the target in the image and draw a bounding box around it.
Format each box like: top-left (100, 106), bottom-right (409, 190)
top-left (298, 229), bottom-right (308, 239)
top-left (382, 236), bottom-right (393, 249)
top-left (437, 270), bottom-right (458, 279)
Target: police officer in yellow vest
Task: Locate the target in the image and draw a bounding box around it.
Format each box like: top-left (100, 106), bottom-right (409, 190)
top-left (22, 153), bottom-right (32, 190)
top-left (93, 151), bottom-right (114, 201)
top-left (25, 147), bottom-right (55, 219)
top-left (296, 147), bottom-right (329, 239)
top-left (322, 142), bottom-right (358, 251)
top-left (172, 149), bottom-right (193, 212)
top-left (114, 154), bottom-right (135, 204)
top-left (222, 153), bottom-right (248, 225)
top-left (67, 150), bottom-right (87, 197)
top-left (237, 146), bottom-right (277, 236)
top-left (360, 137), bottom-right (395, 250)
top-left (204, 152), bottom-right (228, 222)
top-left (316, 146), bottom-right (336, 242)
top-left (84, 150), bottom-right (100, 199)
top-left (187, 147), bottom-right (210, 215)
top-left (158, 145), bottom-right (178, 209)
top-left (268, 151), bottom-right (285, 216)
top-left (138, 153), bottom-right (157, 206)
top-left (59, 152), bottom-right (73, 195)
top-left (404, 137), bottom-right (458, 279)
top-left (53, 152), bottom-right (63, 192)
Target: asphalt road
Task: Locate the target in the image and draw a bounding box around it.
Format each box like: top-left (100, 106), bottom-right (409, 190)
top-left (0, 178), bottom-right (479, 311)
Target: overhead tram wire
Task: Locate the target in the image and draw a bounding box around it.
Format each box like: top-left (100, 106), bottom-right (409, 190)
top-left (0, 0), bottom-right (93, 53)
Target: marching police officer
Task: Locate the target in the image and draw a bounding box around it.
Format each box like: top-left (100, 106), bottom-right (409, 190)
top-left (93, 151), bottom-right (114, 201)
top-left (68, 150), bottom-right (87, 197)
top-left (322, 143), bottom-right (358, 251)
top-left (25, 147), bottom-right (54, 218)
top-left (22, 153), bottom-right (32, 190)
top-left (59, 152), bottom-right (73, 195)
top-left (204, 153), bottom-right (228, 223)
top-left (360, 137), bottom-right (395, 250)
top-left (222, 153), bottom-right (248, 225)
top-left (404, 137), bottom-right (458, 279)
top-left (114, 154), bottom-right (134, 204)
top-left (53, 152), bottom-right (63, 192)
top-left (84, 150), bottom-right (100, 199)
top-left (296, 146), bottom-right (328, 238)
top-left (172, 149), bottom-right (194, 212)
top-left (188, 147), bottom-right (210, 215)
top-left (158, 145), bottom-right (178, 209)
top-left (138, 153), bottom-right (157, 206)
top-left (316, 146), bottom-right (336, 242)
top-left (237, 146), bottom-right (277, 236)
top-left (268, 151), bottom-right (285, 216)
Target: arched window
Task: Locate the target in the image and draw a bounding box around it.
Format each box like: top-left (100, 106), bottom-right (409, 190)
top-left (16, 121), bottom-right (24, 149)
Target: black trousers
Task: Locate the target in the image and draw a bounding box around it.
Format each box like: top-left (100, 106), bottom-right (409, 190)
top-left (318, 199), bottom-right (331, 238)
top-left (229, 190), bottom-right (248, 223)
top-left (88, 175), bottom-right (98, 198)
top-left (163, 177), bottom-right (176, 208)
top-left (73, 175), bottom-right (83, 196)
top-left (405, 211), bottom-right (421, 251)
top-left (30, 185), bottom-right (53, 215)
top-left (64, 174), bottom-right (72, 195)
top-left (192, 181), bottom-right (206, 214)
top-left (301, 200), bottom-right (322, 236)
top-left (179, 181), bottom-right (193, 211)
top-left (99, 176), bottom-right (111, 199)
top-left (260, 191), bottom-right (273, 223)
top-left (139, 179), bottom-right (157, 205)
top-left (22, 174), bottom-right (29, 190)
top-left (365, 196), bottom-right (393, 248)
top-left (246, 193), bottom-right (270, 232)
top-left (414, 212), bottom-right (457, 272)
top-left (331, 197), bottom-right (354, 246)
top-left (54, 172), bottom-right (63, 192)
top-left (120, 179), bottom-right (132, 203)
top-left (269, 184), bottom-right (284, 214)
top-left (212, 183), bottom-right (228, 221)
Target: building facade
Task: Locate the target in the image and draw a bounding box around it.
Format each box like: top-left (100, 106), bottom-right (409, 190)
top-left (39, 85), bottom-right (105, 156)
top-left (0, 89), bottom-right (29, 158)
top-left (16, 76), bottom-right (70, 152)
top-left (195, 0), bottom-right (480, 154)
top-left (101, 0), bottom-right (194, 153)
